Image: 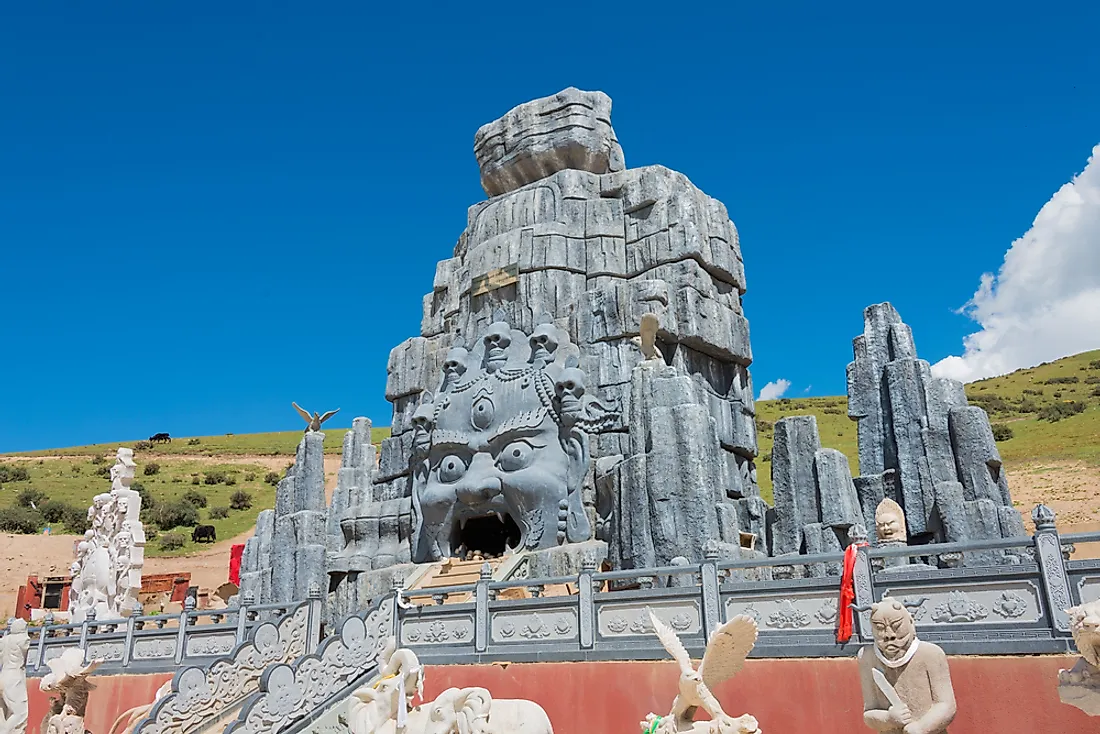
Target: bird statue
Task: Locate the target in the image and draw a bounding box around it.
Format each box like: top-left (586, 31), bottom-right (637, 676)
top-left (292, 402), bottom-right (340, 432)
top-left (643, 609), bottom-right (761, 734)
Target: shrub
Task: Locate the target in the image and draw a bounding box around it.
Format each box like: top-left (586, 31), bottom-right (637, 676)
top-left (263, 471), bottom-right (280, 486)
top-left (16, 487), bottom-right (47, 509)
top-left (1084, 376), bottom-right (1100, 385)
top-left (144, 462), bottom-right (160, 476)
top-left (1023, 388), bottom-right (1044, 396)
top-left (70, 464), bottom-right (82, 475)
top-left (1018, 399), bottom-right (1040, 413)
top-left (0, 506), bottom-right (43, 534)
top-left (191, 475), bottom-right (201, 485)
top-left (152, 501), bottom-right (200, 530)
top-left (90, 454), bottom-right (106, 465)
top-left (158, 532), bottom-right (186, 551)
top-left (60, 505), bottom-right (90, 534)
top-left (209, 506), bottom-right (230, 520)
top-left (822, 408), bottom-right (843, 415)
top-left (229, 490), bottom-right (253, 511)
top-left (40, 500), bottom-right (68, 524)
top-left (0, 466), bottom-right (30, 483)
top-left (991, 424), bottom-right (1014, 441)
top-left (133, 482), bottom-right (155, 510)
top-left (968, 394), bottom-right (1012, 414)
top-left (94, 465), bottom-right (110, 477)
top-left (1092, 386), bottom-right (1100, 398)
top-left (1044, 376), bottom-right (1080, 385)
top-left (204, 470), bottom-right (227, 485)
top-left (182, 489), bottom-right (208, 508)
top-left (187, 438), bottom-right (201, 446)
top-left (1053, 392), bottom-right (1063, 399)
top-left (1038, 401), bottom-right (1087, 422)
top-left (171, 476), bottom-right (182, 483)
top-left (1089, 360), bottom-right (1100, 370)
top-left (224, 475), bottom-right (237, 486)
top-left (244, 473), bottom-right (256, 482)
top-left (145, 527), bottom-right (158, 542)
top-left (759, 452), bottom-right (772, 462)
top-left (134, 440), bottom-right (153, 450)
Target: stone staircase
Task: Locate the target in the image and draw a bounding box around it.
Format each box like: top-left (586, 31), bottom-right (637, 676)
top-left (406, 557), bottom-right (502, 604)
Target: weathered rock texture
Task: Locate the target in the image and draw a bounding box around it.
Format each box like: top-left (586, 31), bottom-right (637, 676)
top-left (239, 431), bottom-right (330, 604)
top-left (769, 416), bottom-right (861, 575)
top-left (846, 303), bottom-right (1025, 564)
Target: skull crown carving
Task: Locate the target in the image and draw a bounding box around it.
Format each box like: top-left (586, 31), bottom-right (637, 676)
top-left (410, 312), bottom-right (618, 563)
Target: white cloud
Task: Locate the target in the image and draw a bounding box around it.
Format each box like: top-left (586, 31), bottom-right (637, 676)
top-left (758, 379), bottom-right (792, 401)
top-left (933, 144), bottom-right (1100, 383)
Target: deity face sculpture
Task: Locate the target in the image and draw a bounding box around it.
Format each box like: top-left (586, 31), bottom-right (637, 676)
top-left (440, 343), bottom-right (469, 392)
top-left (869, 599), bottom-right (917, 661)
top-left (875, 498), bottom-right (906, 543)
top-left (411, 322), bottom-right (604, 562)
top-left (528, 324), bottom-right (559, 366)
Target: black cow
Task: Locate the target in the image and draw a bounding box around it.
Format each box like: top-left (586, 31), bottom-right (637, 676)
top-left (149, 432), bottom-right (172, 444)
top-left (192, 524), bottom-right (217, 543)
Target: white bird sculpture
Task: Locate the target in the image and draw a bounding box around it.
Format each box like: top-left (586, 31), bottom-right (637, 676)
top-left (645, 609), bottom-right (761, 733)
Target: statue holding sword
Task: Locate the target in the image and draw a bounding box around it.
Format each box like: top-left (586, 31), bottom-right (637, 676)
top-left (854, 598), bottom-right (957, 734)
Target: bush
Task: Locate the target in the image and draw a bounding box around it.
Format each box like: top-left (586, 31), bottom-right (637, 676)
top-left (187, 438), bottom-right (201, 446)
top-left (191, 475), bottom-right (201, 485)
top-left (264, 471), bottom-right (280, 486)
top-left (1044, 376), bottom-right (1079, 385)
top-left (1089, 360), bottom-right (1100, 370)
top-left (991, 424), bottom-right (1014, 441)
top-left (0, 466), bottom-right (30, 483)
top-left (151, 501), bottom-right (200, 530)
top-left (171, 476), bottom-right (182, 483)
top-left (158, 532), bottom-right (186, 551)
top-left (0, 506), bottom-right (43, 534)
top-left (94, 465), bottom-right (110, 477)
top-left (1023, 388), bottom-right (1044, 396)
top-left (822, 408), bottom-right (843, 415)
top-left (16, 487), bottom-right (47, 509)
top-left (134, 440), bottom-right (153, 450)
top-left (182, 489), bottom-right (208, 508)
top-left (90, 454), bottom-right (106, 465)
top-left (70, 464), bottom-right (82, 475)
top-left (1092, 386), bottom-right (1100, 398)
top-left (229, 490), bottom-right (253, 511)
top-left (145, 527), bottom-right (158, 542)
top-left (60, 505), bottom-right (90, 534)
top-left (1038, 401), bottom-right (1087, 422)
top-left (40, 500), bottom-right (68, 524)
top-left (204, 470), bottom-right (227, 485)
top-left (144, 462), bottom-right (160, 476)
top-left (133, 482), bottom-right (155, 510)
top-left (968, 394), bottom-right (1012, 414)
top-left (1084, 376), bottom-right (1100, 385)
top-left (224, 475), bottom-right (237, 486)
top-left (1018, 399), bottom-right (1040, 413)
top-left (244, 473), bottom-right (256, 482)
top-left (209, 506), bottom-right (230, 520)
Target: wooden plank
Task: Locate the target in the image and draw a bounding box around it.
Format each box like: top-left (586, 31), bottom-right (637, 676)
top-left (470, 264), bottom-right (519, 297)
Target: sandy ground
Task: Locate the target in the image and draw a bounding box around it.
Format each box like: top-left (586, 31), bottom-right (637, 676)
top-left (0, 454), bottom-right (343, 616)
top-left (2, 459), bottom-right (1097, 615)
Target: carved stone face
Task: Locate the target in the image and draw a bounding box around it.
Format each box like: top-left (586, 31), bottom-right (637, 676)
top-left (870, 600), bottom-right (916, 661)
top-left (555, 367), bottom-right (586, 417)
top-left (412, 325), bottom-right (594, 562)
top-left (874, 498), bottom-right (906, 543)
top-left (481, 322), bottom-right (512, 372)
top-left (441, 346), bottom-right (468, 390)
top-left (528, 324), bottom-right (559, 365)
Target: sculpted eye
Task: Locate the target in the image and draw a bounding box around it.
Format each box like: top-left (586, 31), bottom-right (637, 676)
top-left (437, 455), bottom-right (467, 484)
top-left (497, 440), bottom-right (536, 472)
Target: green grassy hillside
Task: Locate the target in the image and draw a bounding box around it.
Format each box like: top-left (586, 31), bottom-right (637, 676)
top-left (754, 349), bottom-right (1100, 501)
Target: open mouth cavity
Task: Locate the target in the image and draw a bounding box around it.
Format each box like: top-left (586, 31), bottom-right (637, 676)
top-left (453, 512), bottom-right (521, 559)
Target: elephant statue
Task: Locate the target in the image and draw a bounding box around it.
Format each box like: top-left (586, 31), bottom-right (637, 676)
top-left (352, 686), bottom-right (553, 734)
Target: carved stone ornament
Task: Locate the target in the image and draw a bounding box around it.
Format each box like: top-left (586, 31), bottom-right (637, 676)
top-left (410, 313), bottom-right (618, 563)
top-left (930, 591), bottom-right (988, 624)
top-left (766, 600), bottom-right (810, 629)
top-left (991, 591), bottom-right (1028, 620)
top-left (225, 596), bottom-right (395, 734)
top-left (132, 601), bottom-right (311, 734)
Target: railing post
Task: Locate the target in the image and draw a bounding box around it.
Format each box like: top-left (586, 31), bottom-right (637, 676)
top-left (307, 584), bottom-right (323, 652)
top-left (475, 562), bottom-right (491, 654)
top-left (701, 542), bottom-right (722, 639)
top-left (1033, 504), bottom-right (1073, 633)
top-left (390, 573), bottom-right (406, 645)
top-left (35, 612), bottom-right (53, 672)
top-left (79, 609), bottom-right (95, 664)
top-left (175, 597), bottom-right (194, 664)
top-left (849, 524), bottom-right (875, 641)
top-left (236, 591), bottom-right (254, 644)
top-left (578, 557), bottom-right (596, 650)
top-left (122, 603), bottom-right (140, 667)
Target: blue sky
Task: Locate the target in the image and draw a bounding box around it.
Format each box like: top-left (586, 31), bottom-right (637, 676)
top-left (2, 2), bottom-right (1099, 452)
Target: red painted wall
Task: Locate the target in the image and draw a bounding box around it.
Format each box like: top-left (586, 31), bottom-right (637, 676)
top-left (23, 656), bottom-right (1095, 734)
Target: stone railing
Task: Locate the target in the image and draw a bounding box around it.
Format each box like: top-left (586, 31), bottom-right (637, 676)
top-left (20, 590), bottom-right (323, 677)
top-left (391, 505), bottom-right (1095, 663)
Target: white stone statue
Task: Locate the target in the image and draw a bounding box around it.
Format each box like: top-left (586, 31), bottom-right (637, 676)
top-left (1059, 600), bottom-right (1100, 716)
top-left (348, 641), bottom-right (553, 734)
top-left (39, 649), bottom-right (101, 734)
top-left (69, 448), bottom-right (144, 623)
top-left (0, 620), bottom-right (29, 734)
top-left (642, 609), bottom-right (761, 734)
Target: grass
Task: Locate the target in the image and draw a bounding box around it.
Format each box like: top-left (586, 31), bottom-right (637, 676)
top-left (3, 426), bottom-right (391, 458)
top-left (752, 349), bottom-right (1100, 503)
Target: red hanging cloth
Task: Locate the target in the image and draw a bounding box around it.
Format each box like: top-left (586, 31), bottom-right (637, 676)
top-left (836, 541), bottom-right (868, 644)
top-left (229, 543), bottom-right (245, 586)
